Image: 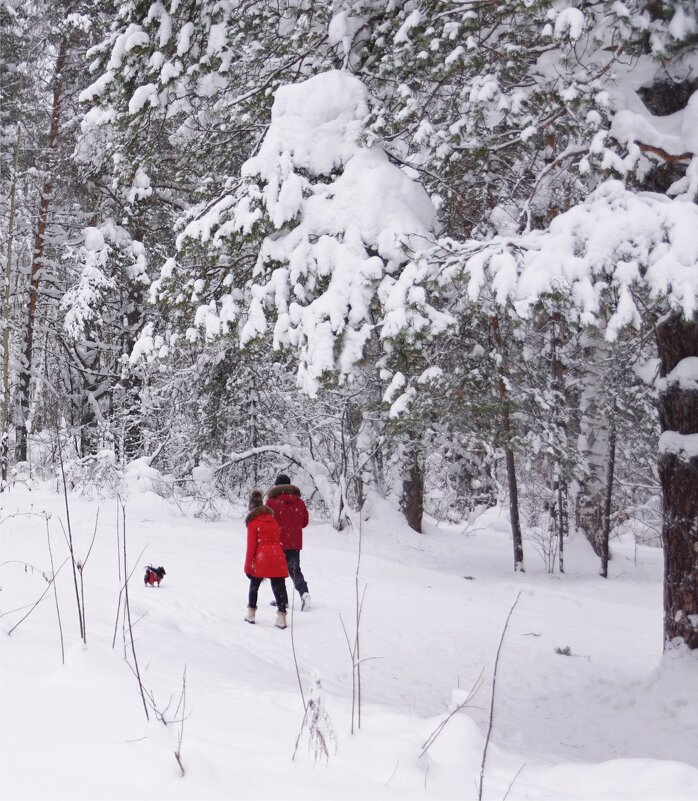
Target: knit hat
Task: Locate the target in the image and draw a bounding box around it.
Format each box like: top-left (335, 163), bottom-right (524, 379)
top-left (248, 489), bottom-right (264, 511)
top-left (274, 474), bottom-right (291, 486)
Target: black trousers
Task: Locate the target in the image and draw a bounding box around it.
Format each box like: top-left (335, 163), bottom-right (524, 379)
top-left (248, 577), bottom-right (288, 612)
top-left (284, 549), bottom-right (309, 597)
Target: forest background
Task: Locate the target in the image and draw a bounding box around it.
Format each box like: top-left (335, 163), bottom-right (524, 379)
top-left (1, 0), bottom-right (697, 652)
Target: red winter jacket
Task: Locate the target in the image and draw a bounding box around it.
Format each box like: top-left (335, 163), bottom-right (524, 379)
top-left (244, 506), bottom-right (289, 578)
top-left (266, 485), bottom-right (309, 550)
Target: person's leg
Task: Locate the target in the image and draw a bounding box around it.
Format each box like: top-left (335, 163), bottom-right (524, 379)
top-left (284, 549), bottom-right (309, 596)
top-left (248, 577), bottom-right (263, 609)
top-left (270, 578), bottom-right (288, 613)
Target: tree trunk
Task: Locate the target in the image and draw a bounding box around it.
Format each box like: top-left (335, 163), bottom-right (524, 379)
top-left (600, 409), bottom-right (616, 579)
top-left (504, 445), bottom-right (524, 570)
top-left (15, 40), bottom-right (67, 462)
top-left (550, 310), bottom-right (568, 573)
top-left (401, 443), bottom-right (424, 533)
top-left (491, 315), bottom-right (524, 571)
top-left (655, 312), bottom-right (698, 650)
top-left (576, 331), bottom-right (613, 563)
top-left (1, 130), bottom-right (20, 486)
top-left (557, 478), bottom-right (568, 574)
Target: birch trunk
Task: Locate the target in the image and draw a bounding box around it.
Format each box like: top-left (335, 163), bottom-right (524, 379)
top-left (576, 331), bottom-right (613, 568)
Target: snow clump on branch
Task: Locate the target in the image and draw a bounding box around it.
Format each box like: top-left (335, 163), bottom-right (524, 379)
top-left (433, 179), bottom-right (698, 334)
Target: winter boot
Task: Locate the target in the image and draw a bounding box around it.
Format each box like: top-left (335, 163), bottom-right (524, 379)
top-left (301, 592), bottom-right (311, 611)
top-left (275, 611), bottom-right (287, 629)
top-left (244, 607), bottom-right (256, 624)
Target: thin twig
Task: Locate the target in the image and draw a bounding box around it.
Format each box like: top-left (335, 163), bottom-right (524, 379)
top-left (116, 496), bottom-right (121, 582)
top-left (119, 497), bottom-right (149, 720)
top-left (478, 592), bottom-right (522, 801)
top-left (6, 557), bottom-right (70, 633)
top-left (355, 511), bottom-right (364, 731)
top-left (45, 514), bottom-right (64, 664)
top-left (385, 760), bottom-right (400, 786)
top-left (292, 704), bottom-right (311, 761)
top-left (56, 429), bottom-right (84, 640)
top-left (112, 544), bottom-right (147, 649)
top-left (338, 612), bottom-right (357, 733)
top-left (502, 763), bottom-right (526, 801)
top-left (174, 666), bottom-right (187, 776)
top-left (77, 507), bottom-right (100, 645)
top-left (290, 589), bottom-right (306, 711)
top-left (420, 668), bottom-right (484, 758)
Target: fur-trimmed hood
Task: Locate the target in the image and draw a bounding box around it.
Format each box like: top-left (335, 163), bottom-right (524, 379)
top-left (267, 484), bottom-right (301, 500)
top-left (245, 504), bottom-right (274, 524)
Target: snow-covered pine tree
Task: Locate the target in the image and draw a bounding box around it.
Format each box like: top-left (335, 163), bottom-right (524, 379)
top-left (152, 68), bottom-right (448, 526)
top-left (313, 2), bottom-right (622, 559)
top-left (347, 1), bottom-right (694, 578)
top-left (8, 1), bottom-right (108, 462)
top-left (79, 0), bottom-right (341, 474)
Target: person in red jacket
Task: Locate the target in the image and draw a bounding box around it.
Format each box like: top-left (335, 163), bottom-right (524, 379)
top-left (266, 474), bottom-right (311, 610)
top-left (244, 490), bottom-right (289, 628)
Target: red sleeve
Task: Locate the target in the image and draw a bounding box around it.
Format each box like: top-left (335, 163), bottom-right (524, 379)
top-left (300, 498), bottom-right (309, 528)
top-left (244, 522), bottom-right (256, 574)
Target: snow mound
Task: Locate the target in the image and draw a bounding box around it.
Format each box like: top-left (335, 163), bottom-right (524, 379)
top-left (123, 456), bottom-right (165, 495)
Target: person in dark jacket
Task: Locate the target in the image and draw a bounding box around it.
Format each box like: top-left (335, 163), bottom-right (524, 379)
top-left (244, 490), bottom-right (289, 628)
top-left (266, 474), bottom-right (311, 610)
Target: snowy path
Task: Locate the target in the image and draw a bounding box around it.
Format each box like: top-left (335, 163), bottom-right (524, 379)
top-left (1, 485), bottom-right (697, 800)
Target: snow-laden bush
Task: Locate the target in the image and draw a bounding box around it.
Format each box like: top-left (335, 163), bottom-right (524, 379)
top-left (168, 476), bottom-right (228, 521)
top-left (59, 449), bottom-right (123, 498)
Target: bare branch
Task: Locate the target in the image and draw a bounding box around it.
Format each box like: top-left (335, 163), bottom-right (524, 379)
top-left (419, 667), bottom-right (484, 759)
top-left (5, 556), bottom-right (70, 634)
top-left (634, 141), bottom-right (693, 163)
top-left (478, 592), bottom-right (522, 801)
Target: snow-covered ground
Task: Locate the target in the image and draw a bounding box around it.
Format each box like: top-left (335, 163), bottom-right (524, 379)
top-left (2, 481), bottom-right (697, 801)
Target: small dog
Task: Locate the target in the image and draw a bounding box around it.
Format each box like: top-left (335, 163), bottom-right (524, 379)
top-left (144, 565), bottom-right (166, 587)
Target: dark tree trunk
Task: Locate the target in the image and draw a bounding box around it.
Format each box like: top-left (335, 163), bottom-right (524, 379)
top-left (556, 479), bottom-right (568, 574)
top-left (491, 315), bottom-right (525, 571)
top-left (655, 312), bottom-right (698, 650)
top-left (600, 410), bottom-right (616, 579)
top-left (401, 444), bottom-right (424, 533)
top-left (504, 445), bottom-right (524, 570)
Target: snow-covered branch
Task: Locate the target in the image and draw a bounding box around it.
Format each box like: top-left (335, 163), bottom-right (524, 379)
top-left (432, 180), bottom-right (698, 334)
top-left (219, 444), bottom-right (343, 527)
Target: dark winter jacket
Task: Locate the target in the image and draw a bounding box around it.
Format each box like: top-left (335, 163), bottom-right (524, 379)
top-left (244, 506), bottom-right (289, 578)
top-left (266, 485), bottom-right (309, 550)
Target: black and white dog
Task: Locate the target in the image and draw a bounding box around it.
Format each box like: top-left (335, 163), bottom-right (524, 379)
top-left (144, 565), bottom-right (166, 587)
